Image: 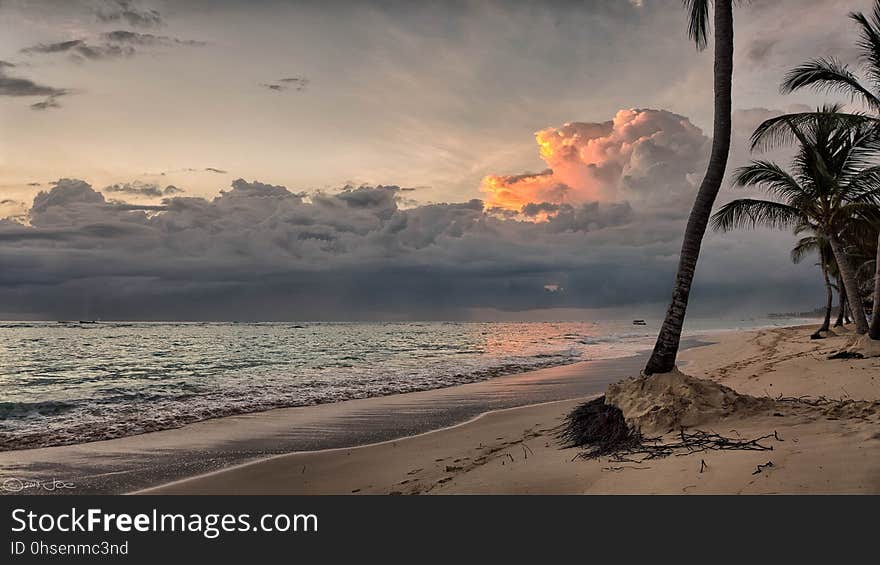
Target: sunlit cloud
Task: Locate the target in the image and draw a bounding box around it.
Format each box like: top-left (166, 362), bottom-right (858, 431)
top-left (481, 108), bottom-right (709, 217)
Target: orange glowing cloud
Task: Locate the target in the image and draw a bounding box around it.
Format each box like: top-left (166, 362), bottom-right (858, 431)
top-left (481, 109), bottom-right (708, 216)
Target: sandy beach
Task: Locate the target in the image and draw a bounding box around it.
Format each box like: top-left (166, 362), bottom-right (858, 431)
top-left (142, 324), bottom-right (880, 495)
top-left (3, 324), bottom-right (877, 495)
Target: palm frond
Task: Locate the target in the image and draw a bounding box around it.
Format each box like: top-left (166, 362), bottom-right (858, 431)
top-left (844, 165), bottom-right (880, 204)
top-left (710, 198), bottom-right (803, 232)
top-left (780, 58), bottom-right (880, 111)
top-left (683, 0), bottom-right (710, 50)
top-left (732, 161), bottom-right (809, 201)
top-left (749, 107), bottom-right (871, 152)
top-left (851, 5), bottom-right (880, 91)
top-left (838, 124), bottom-right (880, 184)
top-left (791, 236), bottom-right (819, 264)
top-left (834, 202), bottom-right (880, 227)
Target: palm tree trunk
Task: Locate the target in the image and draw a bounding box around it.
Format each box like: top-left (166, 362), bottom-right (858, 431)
top-left (820, 260), bottom-right (833, 333)
top-left (644, 0), bottom-right (734, 375)
top-left (834, 276), bottom-right (846, 327)
top-left (870, 231), bottom-right (880, 339)
top-left (828, 234), bottom-right (869, 334)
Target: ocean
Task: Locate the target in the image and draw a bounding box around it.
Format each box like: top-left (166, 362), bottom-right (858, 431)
top-left (0, 317), bottom-right (816, 450)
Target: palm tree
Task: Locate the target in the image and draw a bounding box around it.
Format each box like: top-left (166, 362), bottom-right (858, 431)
top-left (871, 232), bottom-right (880, 336)
top-left (835, 278), bottom-right (849, 327)
top-left (780, 0), bottom-right (880, 337)
top-left (711, 109), bottom-right (880, 335)
top-left (791, 235), bottom-right (835, 334)
top-left (644, 0), bottom-right (735, 375)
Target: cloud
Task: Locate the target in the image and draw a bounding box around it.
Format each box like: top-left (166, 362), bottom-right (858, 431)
top-left (0, 199), bottom-right (28, 224)
top-left (103, 181), bottom-right (185, 198)
top-left (279, 77), bottom-right (309, 90)
top-left (261, 76), bottom-right (309, 93)
top-left (30, 94), bottom-right (64, 111)
top-left (204, 167), bottom-right (228, 174)
top-left (95, 0), bottom-right (163, 28)
top-left (20, 39), bottom-right (84, 55)
top-left (481, 108), bottom-right (709, 216)
top-left (0, 64), bottom-right (69, 110)
top-left (101, 30), bottom-right (206, 47)
top-left (0, 174), bottom-right (818, 321)
top-left (0, 69), bottom-right (66, 97)
top-left (21, 39), bottom-right (135, 61)
top-left (731, 105), bottom-right (814, 139)
top-left (745, 38), bottom-right (779, 64)
top-left (20, 31), bottom-right (203, 63)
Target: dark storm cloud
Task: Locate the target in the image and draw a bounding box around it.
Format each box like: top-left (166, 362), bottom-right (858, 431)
top-left (0, 175), bottom-right (820, 320)
top-left (94, 0), bottom-right (163, 28)
top-left (521, 202), bottom-right (561, 217)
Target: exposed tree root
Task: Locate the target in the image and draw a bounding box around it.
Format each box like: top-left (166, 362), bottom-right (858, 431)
top-left (560, 396), bottom-right (781, 462)
top-left (558, 396), bottom-right (642, 457)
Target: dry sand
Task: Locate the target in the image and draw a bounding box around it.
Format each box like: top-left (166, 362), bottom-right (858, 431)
top-left (145, 324), bottom-right (880, 494)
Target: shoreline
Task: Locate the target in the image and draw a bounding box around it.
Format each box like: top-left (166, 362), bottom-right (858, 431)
top-left (1, 342), bottom-right (678, 494)
top-left (0, 319), bottom-right (813, 453)
top-left (145, 324), bottom-right (880, 495)
top-left (5, 322), bottom-right (877, 494)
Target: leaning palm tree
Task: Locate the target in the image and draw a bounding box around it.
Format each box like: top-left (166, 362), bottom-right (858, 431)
top-left (791, 235), bottom-right (836, 335)
top-left (644, 0), bottom-right (735, 375)
top-left (844, 210), bottom-right (880, 335)
top-left (780, 0), bottom-right (880, 337)
top-left (711, 109), bottom-right (880, 335)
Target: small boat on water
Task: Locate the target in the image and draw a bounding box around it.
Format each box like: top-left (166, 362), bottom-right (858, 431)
top-left (632, 319), bottom-right (647, 326)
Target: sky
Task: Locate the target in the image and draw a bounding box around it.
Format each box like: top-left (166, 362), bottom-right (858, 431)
top-left (0, 0), bottom-right (875, 321)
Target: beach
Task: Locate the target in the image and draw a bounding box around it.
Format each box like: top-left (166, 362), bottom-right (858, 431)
top-left (142, 324), bottom-right (880, 495)
top-left (3, 324), bottom-right (877, 495)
